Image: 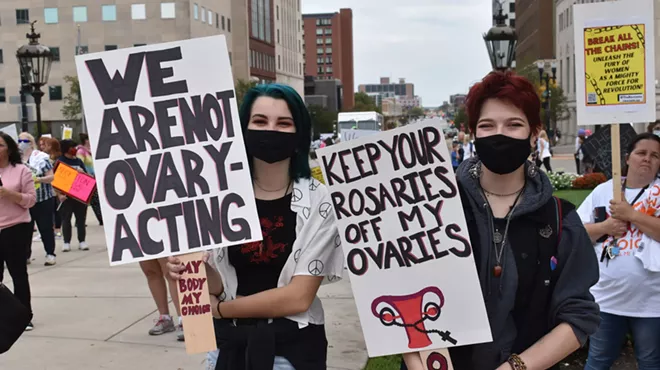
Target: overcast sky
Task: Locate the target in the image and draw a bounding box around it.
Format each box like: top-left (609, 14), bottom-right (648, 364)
top-left (302, 0), bottom-right (494, 107)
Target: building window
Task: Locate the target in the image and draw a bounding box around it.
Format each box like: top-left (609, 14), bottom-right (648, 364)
top-left (325, 56), bottom-right (331, 64)
top-left (326, 66), bottom-right (333, 73)
top-left (76, 45), bottom-right (89, 54)
top-left (193, 3), bottom-right (199, 19)
top-left (132, 4), bottom-right (146, 20)
top-left (161, 3), bottom-right (176, 19)
top-left (229, 52), bottom-right (232, 65)
top-left (277, 29), bottom-right (280, 43)
top-left (316, 28), bottom-right (323, 35)
top-left (44, 8), bottom-right (58, 24)
top-left (16, 9), bottom-right (29, 24)
top-left (276, 5), bottom-right (279, 20)
top-left (201, 7), bottom-right (206, 22)
top-left (134, 43), bottom-right (146, 47)
top-left (50, 47), bottom-right (60, 62)
top-left (299, 40), bottom-right (301, 52)
top-left (509, 2), bottom-right (515, 12)
top-left (49, 86), bottom-right (63, 101)
top-left (264, 0), bottom-right (271, 42)
top-left (325, 37), bottom-right (332, 44)
top-left (0, 88), bottom-right (5, 103)
top-left (316, 19), bottom-right (320, 26)
top-left (510, 19), bottom-right (515, 27)
top-left (317, 57), bottom-right (323, 64)
top-left (228, 18), bottom-right (231, 32)
top-left (216, 13), bottom-right (219, 28)
top-left (251, 0), bottom-right (258, 37)
top-left (105, 45), bottom-right (118, 51)
top-left (317, 66), bottom-right (323, 74)
top-left (278, 55), bottom-right (281, 69)
top-left (316, 48), bottom-right (323, 54)
top-left (208, 10), bottom-right (213, 25)
top-left (299, 63), bottom-right (302, 75)
top-left (73, 6), bottom-right (87, 22)
top-left (325, 47), bottom-right (332, 53)
top-left (102, 5), bottom-right (117, 21)
top-left (222, 15), bottom-right (225, 30)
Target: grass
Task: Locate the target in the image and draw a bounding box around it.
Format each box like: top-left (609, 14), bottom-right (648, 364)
top-left (363, 188), bottom-right (593, 370)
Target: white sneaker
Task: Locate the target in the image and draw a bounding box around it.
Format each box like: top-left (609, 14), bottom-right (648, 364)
top-left (44, 255), bottom-right (56, 266)
top-left (79, 242), bottom-right (89, 251)
top-left (33, 234), bottom-right (42, 242)
top-left (62, 243), bottom-right (71, 252)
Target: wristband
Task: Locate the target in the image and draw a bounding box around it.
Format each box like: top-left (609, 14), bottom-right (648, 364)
top-left (216, 300), bottom-right (223, 319)
top-left (507, 354), bottom-right (526, 370)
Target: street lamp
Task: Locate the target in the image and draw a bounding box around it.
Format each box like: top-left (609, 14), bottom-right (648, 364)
top-left (483, 5), bottom-right (517, 71)
top-left (16, 21), bottom-right (53, 138)
top-left (537, 60), bottom-right (558, 141)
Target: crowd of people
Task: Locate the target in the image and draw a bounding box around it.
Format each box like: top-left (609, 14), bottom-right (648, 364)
top-left (1, 71), bottom-right (660, 370)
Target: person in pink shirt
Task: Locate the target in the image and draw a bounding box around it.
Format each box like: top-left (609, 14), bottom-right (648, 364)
top-left (0, 131), bottom-right (37, 331)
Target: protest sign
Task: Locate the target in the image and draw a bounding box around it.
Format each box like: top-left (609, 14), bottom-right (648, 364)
top-left (574, 0), bottom-right (655, 125)
top-left (0, 124), bottom-right (18, 142)
top-left (317, 121), bottom-right (491, 358)
top-left (311, 166), bottom-right (325, 184)
top-left (74, 35), bottom-right (262, 267)
top-left (177, 252), bottom-right (216, 354)
top-left (52, 162), bottom-right (97, 204)
top-left (62, 126), bottom-right (73, 140)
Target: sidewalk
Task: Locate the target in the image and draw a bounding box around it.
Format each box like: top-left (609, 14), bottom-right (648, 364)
top-left (0, 218), bottom-right (367, 370)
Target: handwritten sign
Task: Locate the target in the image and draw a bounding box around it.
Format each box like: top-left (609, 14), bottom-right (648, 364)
top-left (317, 122), bottom-right (491, 357)
top-left (62, 126), bottom-right (73, 140)
top-left (0, 124), bottom-right (18, 142)
top-left (177, 252), bottom-right (216, 354)
top-left (52, 162), bottom-right (96, 204)
top-left (574, 0), bottom-right (656, 124)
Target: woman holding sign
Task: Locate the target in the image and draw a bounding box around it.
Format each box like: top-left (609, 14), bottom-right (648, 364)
top-left (55, 140), bottom-right (89, 253)
top-left (167, 84), bottom-right (344, 370)
top-left (0, 131), bottom-right (37, 330)
top-left (404, 71), bottom-right (600, 370)
top-left (577, 133), bottom-right (660, 370)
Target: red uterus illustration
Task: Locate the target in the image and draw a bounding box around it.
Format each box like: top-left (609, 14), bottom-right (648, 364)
top-left (371, 286), bottom-right (456, 349)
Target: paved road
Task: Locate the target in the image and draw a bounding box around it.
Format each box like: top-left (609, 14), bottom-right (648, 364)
top-left (0, 220), bottom-right (367, 370)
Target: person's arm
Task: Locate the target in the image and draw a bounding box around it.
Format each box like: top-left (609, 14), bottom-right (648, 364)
top-left (498, 211), bottom-right (600, 370)
top-left (2, 167), bottom-right (37, 208)
top-left (38, 169), bottom-right (54, 184)
top-left (611, 197), bottom-right (660, 242)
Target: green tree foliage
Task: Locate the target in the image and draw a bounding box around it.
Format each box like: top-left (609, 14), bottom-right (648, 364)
top-left (408, 106), bottom-right (425, 122)
top-left (352, 92), bottom-right (381, 113)
top-left (61, 75), bottom-right (82, 121)
top-left (307, 104), bottom-right (336, 137)
top-left (235, 79), bottom-right (258, 108)
top-left (453, 105), bottom-right (468, 127)
top-left (518, 64), bottom-right (571, 132)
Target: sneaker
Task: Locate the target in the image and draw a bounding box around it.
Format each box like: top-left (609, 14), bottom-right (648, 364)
top-left (176, 324), bottom-right (185, 341)
top-left (44, 255), bottom-right (56, 266)
top-left (79, 242), bottom-right (89, 251)
top-left (33, 234), bottom-right (42, 242)
top-left (149, 316), bottom-right (175, 336)
top-left (25, 322), bottom-right (33, 331)
top-left (55, 231), bottom-right (62, 239)
top-left (62, 243), bottom-right (71, 252)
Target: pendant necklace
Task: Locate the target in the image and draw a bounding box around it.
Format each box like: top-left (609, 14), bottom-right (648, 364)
top-left (487, 185), bottom-right (525, 278)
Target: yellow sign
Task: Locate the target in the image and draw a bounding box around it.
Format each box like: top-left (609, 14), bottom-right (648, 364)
top-left (583, 24), bottom-right (646, 106)
top-left (311, 166), bottom-right (325, 184)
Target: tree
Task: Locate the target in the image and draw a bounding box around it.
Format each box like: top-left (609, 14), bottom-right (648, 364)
top-left (307, 104), bottom-right (336, 138)
top-left (235, 79), bottom-right (258, 108)
top-left (61, 75), bottom-right (82, 121)
top-left (408, 106), bottom-right (425, 122)
top-left (453, 105), bottom-right (467, 127)
top-left (518, 64), bottom-right (571, 136)
top-left (352, 92), bottom-right (381, 113)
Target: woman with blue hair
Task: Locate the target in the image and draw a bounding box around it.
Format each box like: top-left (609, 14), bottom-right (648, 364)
top-left (168, 83), bottom-right (344, 370)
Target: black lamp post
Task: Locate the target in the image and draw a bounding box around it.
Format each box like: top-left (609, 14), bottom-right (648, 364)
top-left (16, 21), bottom-right (53, 138)
top-left (483, 5), bottom-right (517, 71)
top-left (537, 60), bottom-right (558, 141)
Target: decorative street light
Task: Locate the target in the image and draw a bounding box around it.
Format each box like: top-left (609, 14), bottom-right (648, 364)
top-left (16, 21), bottom-right (53, 137)
top-left (483, 5), bottom-right (517, 71)
top-left (537, 60), bottom-right (558, 141)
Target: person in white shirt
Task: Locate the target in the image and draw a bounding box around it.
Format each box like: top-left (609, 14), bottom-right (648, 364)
top-left (167, 84), bottom-right (343, 370)
top-left (577, 133), bottom-right (660, 370)
top-left (537, 130), bottom-right (552, 172)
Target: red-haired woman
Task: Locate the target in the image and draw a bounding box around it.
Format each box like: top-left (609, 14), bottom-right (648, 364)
top-left (403, 71), bottom-right (600, 370)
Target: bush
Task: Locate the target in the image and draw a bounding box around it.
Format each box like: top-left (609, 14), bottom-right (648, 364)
top-left (572, 173), bottom-right (607, 189)
top-left (547, 172), bottom-right (577, 191)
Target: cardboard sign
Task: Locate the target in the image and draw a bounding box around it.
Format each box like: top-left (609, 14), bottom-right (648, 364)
top-left (317, 122), bottom-right (491, 357)
top-left (74, 35), bottom-right (262, 266)
top-left (0, 124), bottom-right (18, 142)
top-left (52, 162), bottom-right (97, 204)
top-left (177, 252), bottom-right (216, 354)
top-left (574, 0), bottom-right (656, 125)
top-left (340, 129), bottom-right (378, 143)
top-left (62, 126), bottom-right (73, 140)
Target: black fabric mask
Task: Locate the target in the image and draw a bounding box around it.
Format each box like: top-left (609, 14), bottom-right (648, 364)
top-left (474, 134), bottom-right (531, 174)
top-left (245, 129), bottom-right (297, 164)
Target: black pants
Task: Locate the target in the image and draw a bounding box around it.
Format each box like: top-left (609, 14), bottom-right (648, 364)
top-left (60, 199), bottom-right (87, 244)
top-left (542, 157), bottom-right (552, 172)
top-left (90, 190), bottom-right (103, 225)
top-left (0, 222), bottom-right (32, 313)
top-left (53, 199), bottom-right (62, 229)
top-left (574, 154), bottom-right (581, 174)
top-left (29, 197), bottom-right (56, 258)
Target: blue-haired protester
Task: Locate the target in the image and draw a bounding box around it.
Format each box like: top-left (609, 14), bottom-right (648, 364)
top-left (167, 83), bottom-right (344, 370)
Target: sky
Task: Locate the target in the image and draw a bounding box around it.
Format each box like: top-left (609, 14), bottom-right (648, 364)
top-left (301, 0), bottom-right (495, 107)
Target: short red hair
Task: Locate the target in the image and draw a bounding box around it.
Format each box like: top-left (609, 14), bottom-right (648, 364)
top-left (465, 71), bottom-right (541, 134)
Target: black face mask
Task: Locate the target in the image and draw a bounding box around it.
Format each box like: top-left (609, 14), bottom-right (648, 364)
top-left (245, 129), bottom-right (297, 164)
top-left (474, 134), bottom-right (531, 175)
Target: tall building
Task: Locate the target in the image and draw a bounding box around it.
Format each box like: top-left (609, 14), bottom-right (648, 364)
top-left (358, 77), bottom-right (417, 103)
top-left (248, 0), bottom-right (276, 84)
top-left (303, 9), bottom-right (355, 110)
top-left (273, 0), bottom-right (304, 95)
top-left (492, 0), bottom-right (517, 69)
top-left (515, 0), bottom-right (554, 69)
top-left (0, 0), bottom-right (241, 125)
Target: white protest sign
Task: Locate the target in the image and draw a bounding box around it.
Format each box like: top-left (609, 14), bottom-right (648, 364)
top-left (317, 122), bottom-right (491, 357)
top-left (574, 0), bottom-right (656, 125)
top-left (0, 124), bottom-right (18, 142)
top-left (62, 126), bottom-right (73, 140)
top-left (75, 35), bottom-right (262, 266)
top-left (340, 129), bottom-right (378, 143)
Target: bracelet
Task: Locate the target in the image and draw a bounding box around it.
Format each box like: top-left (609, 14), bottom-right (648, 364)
top-left (216, 300), bottom-right (223, 319)
top-left (507, 354), bottom-right (526, 370)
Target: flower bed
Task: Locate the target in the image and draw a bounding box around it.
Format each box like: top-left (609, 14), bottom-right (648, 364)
top-left (572, 172), bottom-right (607, 190)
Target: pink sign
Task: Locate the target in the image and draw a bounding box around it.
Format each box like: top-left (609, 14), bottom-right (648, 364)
top-left (68, 175), bottom-right (96, 202)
